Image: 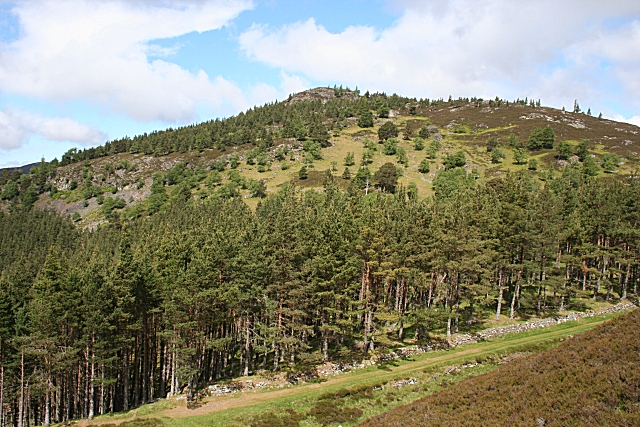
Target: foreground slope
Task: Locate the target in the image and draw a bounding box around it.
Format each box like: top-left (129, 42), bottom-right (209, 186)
top-left (360, 307), bottom-right (640, 427)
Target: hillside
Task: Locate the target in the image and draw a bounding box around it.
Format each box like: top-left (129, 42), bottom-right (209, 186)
top-left (1, 87), bottom-right (638, 227)
top-left (359, 307), bottom-right (640, 427)
top-left (2, 88), bottom-right (640, 427)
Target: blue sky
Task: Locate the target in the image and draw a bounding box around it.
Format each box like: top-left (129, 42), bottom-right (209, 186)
top-left (1, 0), bottom-right (640, 167)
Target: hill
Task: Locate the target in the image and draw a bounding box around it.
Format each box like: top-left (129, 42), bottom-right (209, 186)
top-left (1, 88), bottom-right (639, 226)
top-left (359, 307), bottom-right (640, 427)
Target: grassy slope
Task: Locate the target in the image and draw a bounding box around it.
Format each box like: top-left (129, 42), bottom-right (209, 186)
top-left (22, 97), bottom-right (640, 225)
top-left (359, 307), bottom-right (640, 427)
top-left (84, 309), bottom-right (631, 427)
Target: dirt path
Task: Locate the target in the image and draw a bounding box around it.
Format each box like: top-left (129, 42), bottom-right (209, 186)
top-left (85, 311), bottom-right (626, 426)
top-left (158, 320), bottom-right (603, 420)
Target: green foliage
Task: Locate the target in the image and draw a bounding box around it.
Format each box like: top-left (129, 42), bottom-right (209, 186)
top-left (556, 140), bottom-right (573, 160)
top-left (418, 124), bottom-right (432, 139)
top-left (374, 162), bottom-right (400, 193)
top-left (357, 110), bottom-right (374, 128)
top-left (361, 150), bottom-right (374, 166)
top-left (204, 171), bottom-right (222, 187)
top-left (248, 179), bottom-right (267, 198)
top-left (513, 148), bottom-right (528, 165)
top-left (378, 121), bottom-right (399, 141)
top-left (396, 147), bottom-right (409, 166)
top-left (418, 158), bottom-right (430, 174)
top-left (452, 124), bottom-right (468, 134)
top-left (377, 103), bottom-right (390, 118)
top-left (582, 156), bottom-right (599, 176)
top-left (486, 137), bottom-right (499, 152)
top-left (344, 151), bottom-right (356, 166)
top-left (217, 182), bottom-right (239, 199)
top-left (303, 140), bottom-right (323, 160)
top-left (432, 167), bottom-right (474, 197)
top-left (576, 139), bottom-right (589, 161)
top-left (22, 184), bottom-right (38, 209)
top-left (298, 165), bottom-right (308, 180)
top-left (353, 166), bottom-right (372, 188)
top-left (0, 179), bottom-right (18, 200)
top-left (443, 150), bottom-right (466, 169)
top-left (382, 138), bottom-right (399, 155)
top-left (601, 153), bottom-right (621, 172)
top-left (147, 172), bottom-right (168, 214)
top-left (229, 154), bottom-right (240, 169)
top-left (413, 138), bottom-right (425, 151)
top-left (102, 196), bottom-right (126, 216)
top-left (407, 182), bottom-right (418, 200)
top-left (508, 133), bottom-right (523, 148)
top-left (342, 167), bottom-right (352, 180)
top-left (490, 148), bottom-right (505, 164)
top-left (528, 158), bottom-right (539, 170)
top-left (528, 126), bottom-right (555, 150)
top-left (309, 121), bottom-right (330, 147)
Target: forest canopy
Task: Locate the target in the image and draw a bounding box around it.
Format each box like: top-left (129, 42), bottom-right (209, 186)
top-left (1, 166), bottom-right (640, 426)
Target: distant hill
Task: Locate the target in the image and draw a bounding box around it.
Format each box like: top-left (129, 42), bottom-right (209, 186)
top-left (0, 161), bottom-right (42, 175)
top-left (359, 307), bottom-right (640, 427)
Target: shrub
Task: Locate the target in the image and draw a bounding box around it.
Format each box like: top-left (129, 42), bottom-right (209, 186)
top-left (383, 138), bottom-right (399, 156)
top-left (298, 166), bottom-right (308, 180)
top-left (378, 121), bottom-right (399, 141)
top-left (443, 151), bottom-right (466, 169)
top-left (357, 110), bottom-right (374, 128)
top-left (491, 148), bottom-right (505, 164)
top-left (601, 153), bottom-right (621, 172)
top-left (418, 158), bottom-right (430, 174)
top-left (528, 126), bottom-right (555, 150)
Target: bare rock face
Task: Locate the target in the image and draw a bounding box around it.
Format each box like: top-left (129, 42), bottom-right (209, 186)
top-left (287, 87), bottom-right (359, 104)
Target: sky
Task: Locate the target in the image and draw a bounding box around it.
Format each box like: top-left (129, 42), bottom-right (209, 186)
top-left (1, 0), bottom-right (640, 168)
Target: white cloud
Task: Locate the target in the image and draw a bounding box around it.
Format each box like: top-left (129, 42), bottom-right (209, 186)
top-left (280, 71), bottom-right (309, 97)
top-left (0, 109), bottom-right (106, 151)
top-left (613, 115), bottom-right (640, 128)
top-left (0, 0), bottom-right (254, 122)
top-left (239, 0), bottom-right (640, 118)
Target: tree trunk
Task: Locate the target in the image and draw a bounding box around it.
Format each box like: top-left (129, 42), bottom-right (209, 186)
top-left (99, 365), bottom-right (105, 416)
top-left (243, 316), bottom-right (251, 377)
top-left (44, 382), bottom-right (50, 427)
top-left (622, 262), bottom-right (630, 300)
top-left (170, 345), bottom-right (177, 396)
top-left (496, 267), bottom-right (504, 320)
top-left (0, 342), bottom-right (4, 427)
top-left (160, 343), bottom-right (167, 398)
top-left (88, 343), bottom-right (95, 421)
top-left (18, 351), bottom-right (24, 427)
top-left (123, 348), bottom-right (130, 411)
top-left (510, 268), bottom-right (524, 320)
top-left (322, 331), bottom-right (329, 362)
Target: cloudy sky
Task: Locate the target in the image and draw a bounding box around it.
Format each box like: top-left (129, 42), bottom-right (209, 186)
top-left (1, 0), bottom-right (639, 167)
